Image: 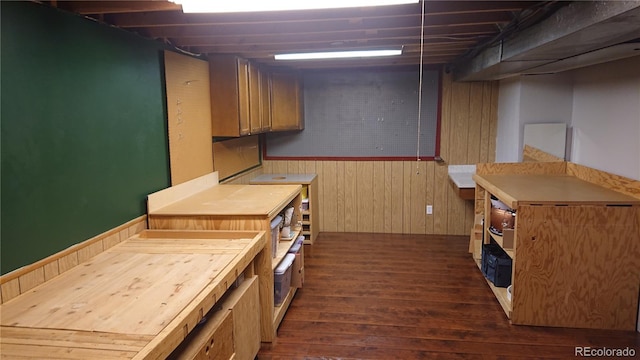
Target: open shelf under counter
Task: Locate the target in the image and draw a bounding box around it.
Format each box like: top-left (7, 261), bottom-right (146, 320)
top-left (250, 173), bottom-right (319, 245)
top-left (274, 286), bottom-right (297, 329)
top-left (475, 258), bottom-right (512, 319)
top-left (487, 231), bottom-right (514, 259)
top-left (272, 226), bottom-right (302, 271)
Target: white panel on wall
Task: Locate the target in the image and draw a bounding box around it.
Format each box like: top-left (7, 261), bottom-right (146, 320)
top-left (523, 123), bottom-right (567, 159)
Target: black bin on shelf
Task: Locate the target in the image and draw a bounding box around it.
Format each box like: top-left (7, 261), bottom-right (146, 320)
top-left (481, 243), bottom-right (512, 288)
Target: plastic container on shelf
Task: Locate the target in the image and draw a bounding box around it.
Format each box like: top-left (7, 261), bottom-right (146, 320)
top-left (270, 215), bottom-right (282, 258)
top-left (274, 253), bottom-right (296, 306)
top-left (288, 235), bottom-right (304, 254)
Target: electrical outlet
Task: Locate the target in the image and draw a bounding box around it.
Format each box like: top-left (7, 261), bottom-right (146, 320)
top-left (426, 205), bottom-right (433, 215)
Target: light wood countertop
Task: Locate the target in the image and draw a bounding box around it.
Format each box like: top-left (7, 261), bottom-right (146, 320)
top-left (473, 173), bottom-right (640, 208)
top-left (149, 184), bottom-right (301, 218)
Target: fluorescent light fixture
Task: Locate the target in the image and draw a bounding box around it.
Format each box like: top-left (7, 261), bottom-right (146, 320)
top-left (275, 49), bottom-right (403, 60)
top-left (172, 0), bottom-right (418, 13)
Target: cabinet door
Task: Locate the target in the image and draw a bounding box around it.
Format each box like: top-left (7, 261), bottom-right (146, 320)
top-left (168, 306), bottom-right (234, 360)
top-left (260, 70), bottom-right (272, 132)
top-left (248, 62), bottom-right (262, 134)
top-left (270, 71), bottom-right (303, 131)
top-left (236, 57), bottom-right (251, 136)
top-left (210, 55), bottom-right (250, 137)
top-left (222, 276), bottom-right (260, 360)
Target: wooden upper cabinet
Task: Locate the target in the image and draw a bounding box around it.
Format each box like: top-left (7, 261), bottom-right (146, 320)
top-left (248, 62), bottom-right (268, 134)
top-left (260, 70), bottom-right (272, 132)
top-left (210, 55), bottom-right (264, 137)
top-left (236, 57), bottom-right (251, 135)
top-left (270, 71), bottom-right (304, 132)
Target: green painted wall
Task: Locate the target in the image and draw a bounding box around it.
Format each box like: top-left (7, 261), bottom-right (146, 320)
top-left (1, 2), bottom-right (171, 274)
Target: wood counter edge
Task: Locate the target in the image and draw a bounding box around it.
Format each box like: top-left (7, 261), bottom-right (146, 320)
top-left (132, 232), bottom-right (267, 359)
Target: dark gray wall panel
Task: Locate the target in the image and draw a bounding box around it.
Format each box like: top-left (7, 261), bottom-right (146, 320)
top-left (266, 68), bottom-right (440, 158)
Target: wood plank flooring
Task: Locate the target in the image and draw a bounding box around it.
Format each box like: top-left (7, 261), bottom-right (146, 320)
top-left (258, 232), bottom-right (640, 359)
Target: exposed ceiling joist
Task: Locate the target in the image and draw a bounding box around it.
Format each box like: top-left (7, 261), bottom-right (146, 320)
top-left (44, 0), bottom-right (639, 77)
top-left (454, 0), bottom-right (640, 80)
top-left (48, 0), bottom-right (542, 70)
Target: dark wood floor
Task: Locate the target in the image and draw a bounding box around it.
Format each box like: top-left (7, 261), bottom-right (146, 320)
top-left (258, 232), bottom-right (640, 359)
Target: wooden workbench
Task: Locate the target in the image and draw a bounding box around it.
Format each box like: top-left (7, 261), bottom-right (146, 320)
top-left (249, 173), bottom-right (319, 244)
top-left (147, 172), bottom-right (303, 343)
top-left (472, 162), bottom-right (640, 330)
top-left (475, 173), bottom-right (638, 207)
top-left (0, 229), bottom-right (266, 359)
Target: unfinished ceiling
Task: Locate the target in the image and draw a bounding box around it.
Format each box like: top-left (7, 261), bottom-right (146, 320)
top-left (454, 0), bottom-right (640, 80)
top-left (45, 0), bottom-right (640, 80)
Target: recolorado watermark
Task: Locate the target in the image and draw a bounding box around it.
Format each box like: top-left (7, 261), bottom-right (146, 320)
top-left (575, 346), bottom-right (636, 357)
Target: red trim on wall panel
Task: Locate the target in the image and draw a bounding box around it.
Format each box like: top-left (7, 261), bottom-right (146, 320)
top-left (434, 68), bottom-right (443, 158)
top-left (263, 155), bottom-right (438, 161)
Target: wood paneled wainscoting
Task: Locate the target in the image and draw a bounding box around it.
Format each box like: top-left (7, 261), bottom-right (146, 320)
top-left (257, 74), bottom-right (498, 236)
top-left (257, 233), bottom-right (640, 359)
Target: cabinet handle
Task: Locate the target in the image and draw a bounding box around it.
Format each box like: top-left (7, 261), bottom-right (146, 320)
top-left (205, 338), bottom-right (214, 355)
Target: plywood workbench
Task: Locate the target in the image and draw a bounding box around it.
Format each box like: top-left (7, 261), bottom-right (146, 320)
top-left (147, 172), bottom-right (303, 343)
top-left (471, 161), bottom-right (640, 330)
top-left (0, 229), bottom-right (266, 359)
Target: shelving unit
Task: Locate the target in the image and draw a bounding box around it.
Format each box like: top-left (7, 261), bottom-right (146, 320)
top-left (472, 162), bottom-right (640, 331)
top-left (272, 226), bottom-right (302, 270)
top-left (146, 172), bottom-right (304, 343)
top-left (270, 225), bottom-right (301, 335)
top-left (250, 173), bottom-right (319, 245)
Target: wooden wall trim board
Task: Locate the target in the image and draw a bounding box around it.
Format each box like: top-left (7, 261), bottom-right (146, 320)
top-left (476, 161), bottom-right (567, 176)
top-left (223, 73), bottom-right (499, 236)
top-left (523, 144), bottom-right (565, 162)
top-left (147, 172), bottom-right (219, 212)
top-left (567, 162), bottom-right (640, 200)
top-left (0, 216), bottom-right (147, 304)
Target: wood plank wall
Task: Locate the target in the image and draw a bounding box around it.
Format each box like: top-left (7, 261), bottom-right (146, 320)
top-left (228, 73), bottom-right (498, 236)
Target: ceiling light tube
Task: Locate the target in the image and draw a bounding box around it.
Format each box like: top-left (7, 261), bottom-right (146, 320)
top-left (172, 0), bottom-right (418, 13)
top-left (275, 49), bottom-right (403, 60)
